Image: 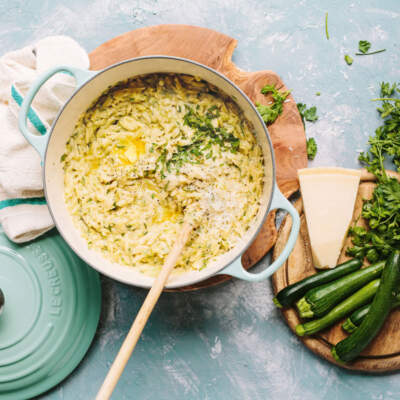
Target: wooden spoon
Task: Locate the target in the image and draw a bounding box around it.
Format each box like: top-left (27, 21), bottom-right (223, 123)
top-left (96, 220), bottom-right (193, 400)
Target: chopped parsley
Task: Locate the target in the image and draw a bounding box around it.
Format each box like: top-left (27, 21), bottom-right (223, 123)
top-left (356, 40), bottom-right (386, 56)
top-left (306, 138), bottom-right (317, 160)
top-left (359, 82), bottom-right (400, 173)
top-left (256, 84), bottom-right (290, 125)
top-left (156, 106), bottom-right (240, 176)
top-left (344, 54), bottom-right (353, 65)
top-left (347, 82), bottom-right (400, 261)
top-left (358, 40), bottom-right (371, 54)
top-left (297, 103), bottom-right (318, 124)
top-left (297, 103), bottom-right (319, 160)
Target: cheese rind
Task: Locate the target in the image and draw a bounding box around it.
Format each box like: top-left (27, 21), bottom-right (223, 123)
top-left (298, 167), bottom-right (361, 269)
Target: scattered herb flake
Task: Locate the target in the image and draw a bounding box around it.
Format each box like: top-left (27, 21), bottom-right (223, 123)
top-left (325, 12), bottom-right (329, 40)
top-left (344, 54), bottom-right (353, 65)
top-left (306, 138), bottom-right (317, 160)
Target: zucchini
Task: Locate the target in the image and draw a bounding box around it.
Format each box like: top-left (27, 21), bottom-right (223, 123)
top-left (296, 260), bottom-right (385, 318)
top-left (273, 259), bottom-right (362, 308)
top-left (295, 279), bottom-right (379, 336)
top-left (342, 293), bottom-right (400, 333)
top-left (332, 251), bottom-right (400, 363)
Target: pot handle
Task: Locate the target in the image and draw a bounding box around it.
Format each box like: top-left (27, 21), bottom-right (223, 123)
top-left (18, 66), bottom-right (96, 159)
top-left (216, 186), bottom-right (300, 282)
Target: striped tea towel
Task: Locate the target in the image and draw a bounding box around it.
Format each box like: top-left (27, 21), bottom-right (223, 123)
top-left (0, 36), bottom-right (89, 243)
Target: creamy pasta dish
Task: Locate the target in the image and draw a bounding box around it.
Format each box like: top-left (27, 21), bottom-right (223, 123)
top-left (62, 73), bottom-right (264, 276)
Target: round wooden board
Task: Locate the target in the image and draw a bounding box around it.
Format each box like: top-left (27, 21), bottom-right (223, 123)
top-left (272, 169), bottom-right (400, 372)
top-left (89, 24), bottom-right (307, 291)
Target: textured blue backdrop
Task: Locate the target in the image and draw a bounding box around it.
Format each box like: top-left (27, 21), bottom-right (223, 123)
top-left (1, 0), bottom-right (399, 399)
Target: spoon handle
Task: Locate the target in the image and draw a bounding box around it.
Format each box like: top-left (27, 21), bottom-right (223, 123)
top-left (96, 221), bottom-right (193, 400)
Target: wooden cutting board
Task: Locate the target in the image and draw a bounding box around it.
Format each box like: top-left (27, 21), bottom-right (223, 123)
top-left (272, 169), bottom-right (400, 372)
top-left (89, 25), bottom-right (307, 291)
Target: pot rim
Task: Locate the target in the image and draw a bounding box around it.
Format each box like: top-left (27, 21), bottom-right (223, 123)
top-left (43, 55), bottom-right (277, 289)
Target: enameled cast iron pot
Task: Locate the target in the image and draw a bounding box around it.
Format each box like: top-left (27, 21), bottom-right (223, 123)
top-left (18, 56), bottom-right (300, 289)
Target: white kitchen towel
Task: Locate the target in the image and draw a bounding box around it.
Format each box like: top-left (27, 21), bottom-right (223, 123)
top-left (0, 36), bottom-right (89, 243)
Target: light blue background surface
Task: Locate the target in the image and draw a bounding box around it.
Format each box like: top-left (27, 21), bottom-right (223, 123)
top-left (1, 0), bottom-right (399, 399)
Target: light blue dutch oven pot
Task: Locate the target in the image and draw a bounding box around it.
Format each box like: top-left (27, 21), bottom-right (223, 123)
top-left (18, 56), bottom-right (300, 289)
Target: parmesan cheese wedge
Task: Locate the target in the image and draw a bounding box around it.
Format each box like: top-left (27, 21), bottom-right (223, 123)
top-left (298, 167), bottom-right (361, 269)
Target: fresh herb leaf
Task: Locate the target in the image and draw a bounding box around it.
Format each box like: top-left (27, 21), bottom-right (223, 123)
top-left (304, 106), bottom-right (318, 122)
top-left (358, 40), bottom-right (371, 54)
top-left (298, 103), bottom-right (319, 159)
top-left (358, 82), bottom-right (400, 175)
top-left (344, 54), bottom-right (353, 65)
top-left (348, 81), bottom-right (400, 259)
top-left (380, 82), bottom-right (399, 98)
top-left (306, 138), bottom-right (317, 160)
top-left (256, 103), bottom-right (281, 125)
top-left (356, 41), bottom-right (386, 56)
top-left (297, 103), bottom-right (319, 124)
top-left (257, 84), bottom-right (290, 125)
top-left (297, 103), bottom-right (307, 119)
top-left (205, 105), bottom-right (220, 119)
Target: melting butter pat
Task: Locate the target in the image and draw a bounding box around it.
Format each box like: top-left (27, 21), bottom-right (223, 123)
top-left (298, 167), bottom-right (361, 270)
top-left (117, 136), bottom-right (146, 164)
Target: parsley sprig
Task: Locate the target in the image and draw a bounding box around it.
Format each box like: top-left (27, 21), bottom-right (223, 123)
top-left (347, 82), bottom-right (400, 261)
top-left (359, 82), bottom-right (400, 175)
top-left (297, 103), bottom-right (319, 160)
top-left (297, 103), bottom-right (318, 123)
top-left (256, 84), bottom-right (290, 125)
top-left (356, 40), bottom-right (386, 56)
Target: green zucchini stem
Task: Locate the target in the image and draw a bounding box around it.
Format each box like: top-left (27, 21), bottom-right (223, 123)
top-left (296, 297), bottom-right (314, 318)
top-left (342, 319), bottom-right (358, 334)
top-left (331, 347), bottom-right (344, 364)
top-left (273, 297), bottom-right (283, 308)
top-left (295, 324), bottom-right (306, 336)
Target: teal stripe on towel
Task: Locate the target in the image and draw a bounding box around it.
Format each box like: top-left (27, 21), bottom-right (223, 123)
top-left (11, 85), bottom-right (47, 135)
top-left (0, 197), bottom-right (46, 210)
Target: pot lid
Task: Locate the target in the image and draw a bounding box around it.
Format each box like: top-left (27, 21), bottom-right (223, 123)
top-left (0, 228), bottom-right (101, 400)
